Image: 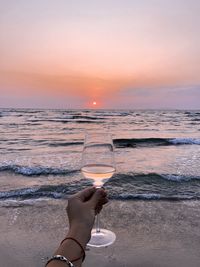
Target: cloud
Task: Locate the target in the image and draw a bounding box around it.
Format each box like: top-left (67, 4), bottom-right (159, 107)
top-left (110, 85), bottom-right (200, 109)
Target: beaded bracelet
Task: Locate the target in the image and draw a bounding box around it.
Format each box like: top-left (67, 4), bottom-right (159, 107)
top-left (45, 255), bottom-right (74, 267)
top-left (60, 237), bottom-right (86, 262)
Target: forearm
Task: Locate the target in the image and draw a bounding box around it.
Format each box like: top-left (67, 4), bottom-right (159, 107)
top-left (46, 224), bottom-right (90, 267)
top-left (46, 187), bottom-right (106, 267)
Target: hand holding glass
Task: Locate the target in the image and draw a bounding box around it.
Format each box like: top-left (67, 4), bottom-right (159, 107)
top-left (81, 133), bottom-right (116, 247)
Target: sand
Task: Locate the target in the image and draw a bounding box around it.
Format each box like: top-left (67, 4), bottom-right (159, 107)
top-left (0, 199), bottom-right (200, 267)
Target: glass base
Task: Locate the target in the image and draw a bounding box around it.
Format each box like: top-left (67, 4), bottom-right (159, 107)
top-left (87, 228), bottom-right (116, 248)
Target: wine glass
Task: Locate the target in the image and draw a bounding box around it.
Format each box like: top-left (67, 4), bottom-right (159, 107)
top-left (81, 132), bottom-right (116, 247)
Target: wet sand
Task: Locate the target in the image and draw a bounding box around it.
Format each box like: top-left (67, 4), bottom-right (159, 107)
top-left (0, 200), bottom-right (200, 267)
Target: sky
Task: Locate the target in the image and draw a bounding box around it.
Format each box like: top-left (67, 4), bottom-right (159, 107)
top-left (0, 0), bottom-right (200, 109)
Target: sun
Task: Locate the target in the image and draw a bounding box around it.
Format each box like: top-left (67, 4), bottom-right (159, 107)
top-left (92, 101), bottom-right (97, 106)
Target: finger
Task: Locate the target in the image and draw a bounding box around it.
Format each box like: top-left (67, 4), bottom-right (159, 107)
top-left (89, 188), bottom-right (107, 208)
top-left (95, 197), bottom-right (108, 214)
top-left (75, 186), bottom-right (96, 202)
top-left (99, 197), bottom-right (109, 206)
top-left (95, 205), bottom-right (103, 214)
top-left (95, 197), bottom-right (108, 209)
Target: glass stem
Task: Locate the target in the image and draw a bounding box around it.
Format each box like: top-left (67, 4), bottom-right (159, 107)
top-left (96, 213), bottom-right (100, 233)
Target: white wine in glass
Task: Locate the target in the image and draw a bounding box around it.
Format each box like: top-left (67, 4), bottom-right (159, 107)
top-left (81, 164), bottom-right (115, 188)
top-left (81, 132), bottom-right (116, 247)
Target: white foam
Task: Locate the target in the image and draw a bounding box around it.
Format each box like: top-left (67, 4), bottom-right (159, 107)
top-left (162, 174), bottom-right (200, 182)
top-left (0, 197), bottom-right (56, 207)
top-left (119, 193), bottom-right (161, 200)
top-left (0, 164), bottom-right (78, 176)
top-left (0, 187), bottom-right (38, 198)
top-left (170, 138), bottom-right (200, 145)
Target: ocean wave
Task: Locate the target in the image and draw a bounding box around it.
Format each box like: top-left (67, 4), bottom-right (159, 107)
top-left (110, 193), bottom-right (197, 201)
top-left (185, 111), bottom-right (200, 116)
top-left (113, 137), bottom-right (200, 148)
top-left (28, 119), bottom-right (104, 124)
top-left (93, 111), bottom-right (130, 117)
top-left (116, 193), bottom-right (162, 200)
top-left (1, 160), bottom-right (199, 183)
top-left (48, 141), bottom-right (83, 147)
top-left (192, 118), bottom-right (200, 121)
top-left (169, 138), bottom-right (200, 145)
top-left (0, 198), bottom-right (56, 207)
top-left (108, 172), bottom-right (200, 184)
top-left (71, 115), bottom-right (105, 120)
top-left (113, 138), bottom-right (170, 148)
top-left (0, 164), bottom-right (79, 176)
top-left (72, 120), bottom-right (104, 123)
top-left (0, 181), bottom-right (91, 200)
top-left (0, 184), bottom-right (199, 201)
top-left (1, 173), bottom-right (200, 202)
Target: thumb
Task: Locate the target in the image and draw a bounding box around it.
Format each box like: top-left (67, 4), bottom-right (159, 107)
top-left (89, 188), bottom-right (106, 208)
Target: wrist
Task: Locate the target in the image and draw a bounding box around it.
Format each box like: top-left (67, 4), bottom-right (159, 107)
top-left (55, 236), bottom-right (86, 265)
top-left (68, 224), bottom-right (91, 247)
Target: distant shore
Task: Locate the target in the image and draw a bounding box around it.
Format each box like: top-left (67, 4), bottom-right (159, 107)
top-left (1, 199), bottom-right (200, 267)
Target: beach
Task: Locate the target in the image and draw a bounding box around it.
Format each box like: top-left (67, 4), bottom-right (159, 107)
top-left (1, 0), bottom-right (200, 264)
top-left (1, 198), bottom-right (200, 267)
top-left (1, 109), bottom-right (200, 266)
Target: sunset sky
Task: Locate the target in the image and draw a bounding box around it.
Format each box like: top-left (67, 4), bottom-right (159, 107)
top-left (0, 0), bottom-right (200, 109)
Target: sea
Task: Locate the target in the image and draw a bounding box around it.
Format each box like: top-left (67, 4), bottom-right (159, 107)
top-left (0, 108), bottom-right (200, 206)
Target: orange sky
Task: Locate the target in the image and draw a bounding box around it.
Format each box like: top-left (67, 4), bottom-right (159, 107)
top-left (0, 0), bottom-right (200, 108)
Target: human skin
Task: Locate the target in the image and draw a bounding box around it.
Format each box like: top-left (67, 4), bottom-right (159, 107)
top-left (46, 187), bottom-right (108, 267)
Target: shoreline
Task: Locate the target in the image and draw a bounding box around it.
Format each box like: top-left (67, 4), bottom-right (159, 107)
top-left (1, 199), bottom-right (200, 267)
